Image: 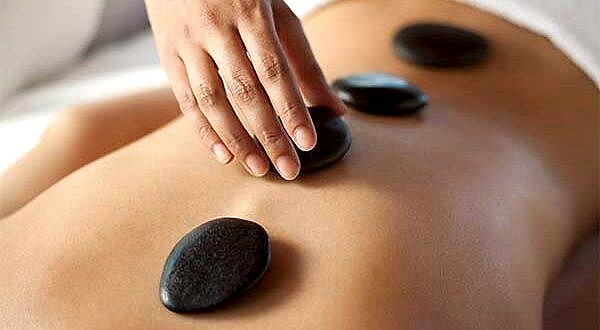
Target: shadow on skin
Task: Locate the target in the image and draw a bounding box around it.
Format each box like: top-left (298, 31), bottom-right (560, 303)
top-left (183, 238), bottom-right (305, 319)
top-left (259, 108), bottom-right (427, 187)
top-left (297, 109), bottom-right (426, 188)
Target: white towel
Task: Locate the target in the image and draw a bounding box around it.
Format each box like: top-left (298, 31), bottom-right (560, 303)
top-left (453, 0), bottom-right (599, 87)
top-left (285, 0), bottom-right (600, 86)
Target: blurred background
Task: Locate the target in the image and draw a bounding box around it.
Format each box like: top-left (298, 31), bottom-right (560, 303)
top-left (0, 0), bottom-right (326, 171)
top-left (0, 0), bottom-right (597, 172)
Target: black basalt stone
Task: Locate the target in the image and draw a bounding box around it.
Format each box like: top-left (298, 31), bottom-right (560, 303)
top-left (257, 106), bottom-right (351, 175)
top-left (331, 72), bottom-right (427, 115)
top-left (394, 22), bottom-right (489, 67)
top-left (160, 218), bottom-right (271, 313)
top-left (298, 106), bottom-right (352, 173)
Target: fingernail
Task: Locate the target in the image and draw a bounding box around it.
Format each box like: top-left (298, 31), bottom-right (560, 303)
top-left (275, 155), bottom-right (300, 180)
top-left (213, 144), bottom-right (232, 164)
top-left (245, 154), bottom-right (269, 177)
top-left (293, 126), bottom-right (316, 151)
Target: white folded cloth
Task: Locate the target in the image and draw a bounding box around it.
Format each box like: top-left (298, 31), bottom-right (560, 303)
top-left (454, 0), bottom-right (599, 87)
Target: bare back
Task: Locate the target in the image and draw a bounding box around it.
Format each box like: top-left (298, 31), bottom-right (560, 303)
top-left (0, 0), bottom-right (597, 329)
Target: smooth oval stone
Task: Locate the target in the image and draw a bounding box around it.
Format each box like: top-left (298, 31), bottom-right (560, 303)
top-left (394, 23), bottom-right (489, 67)
top-left (160, 218), bottom-right (271, 313)
top-left (298, 106), bottom-right (352, 172)
top-left (331, 72), bottom-right (427, 115)
top-left (257, 106), bottom-right (351, 175)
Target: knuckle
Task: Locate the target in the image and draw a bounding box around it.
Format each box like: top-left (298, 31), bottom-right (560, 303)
top-left (198, 6), bottom-right (222, 28)
top-left (233, 0), bottom-right (260, 16)
top-left (257, 53), bottom-right (284, 82)
top-left (193, 82), bottom-right (218, 107)
top-left (196, 122), bottom-right (215, 142)
top-left (225, 130), bottom-right (249, 153)
top-left (182, 24), bottom-right (193, 40)
top-left (174, 86), bottom-right (197, 114)
top-left (229, 73), bottom-right (257, 102)
top-left (258, 128), bottom-right (287, 148)
top-left (278, 102), bottom-right (303, 122)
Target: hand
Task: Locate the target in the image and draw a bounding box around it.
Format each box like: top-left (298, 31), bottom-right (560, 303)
top-left (145, 0), bottom-right (346, 180)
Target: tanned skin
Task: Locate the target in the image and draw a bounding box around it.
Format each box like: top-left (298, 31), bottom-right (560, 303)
top-left (0, 0), bottom-right (597, 329)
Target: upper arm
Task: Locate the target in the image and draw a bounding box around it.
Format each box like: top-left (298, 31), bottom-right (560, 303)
top-left (0, 88), bottom-right (180, 218)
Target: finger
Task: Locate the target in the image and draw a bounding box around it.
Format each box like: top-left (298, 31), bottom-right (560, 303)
top-left (206, 29), bottom-right (301, 180)
top-left (162, 56), bottom-right (231, 164)
top-left (237, 6), bottom-right (317, 152)
top-left (272, 1), bottom-right (346, 115)
top-left (179, 47), bottom-right (270, 175)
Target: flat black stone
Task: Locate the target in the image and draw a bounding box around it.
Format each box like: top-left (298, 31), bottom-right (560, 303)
top-left (298, 106), bottom-right (352, 173)
top-left (257, 106), bottom-right (351, 175)
top-left (160, 218), bottom-right (271, 313)
top-left (394, 22), bottom-right (489, 67)
top-left (331, 72), bottom-right (427, 115)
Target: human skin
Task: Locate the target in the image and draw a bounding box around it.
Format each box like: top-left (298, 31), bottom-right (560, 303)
top-left (0, 0), bottom-right (597, 329)
top-left (145, 0), bottom-right (346, 180)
